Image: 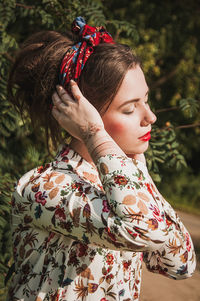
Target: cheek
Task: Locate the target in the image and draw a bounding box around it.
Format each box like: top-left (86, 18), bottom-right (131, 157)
top-left (105, 120), bottom-right (127, 136)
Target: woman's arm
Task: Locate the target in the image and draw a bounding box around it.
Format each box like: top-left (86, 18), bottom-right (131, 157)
top-left (141, 173), bottom-right (196, 279)
top-left (14, 145), bottom-right (168, 252)
top-left (46, 82), bottom-right (196, 278)
top-left (51, 82), bottom-right (127, 162)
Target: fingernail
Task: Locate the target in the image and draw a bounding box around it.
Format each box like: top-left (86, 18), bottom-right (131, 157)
top-left (56, 85), bottom-right (63, 91)
top-left (70, 79), bottom-right (76, 85)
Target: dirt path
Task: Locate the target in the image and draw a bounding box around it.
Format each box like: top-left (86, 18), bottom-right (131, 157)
top-left (140, 210), bottom-right (200, 301)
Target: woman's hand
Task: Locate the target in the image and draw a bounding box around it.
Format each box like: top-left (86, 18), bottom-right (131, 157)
top-left (52, 81), bottom-right (105, 143)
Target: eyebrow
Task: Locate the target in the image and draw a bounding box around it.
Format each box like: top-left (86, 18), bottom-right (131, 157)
top-left (118, 89), bottom-right (149, 109)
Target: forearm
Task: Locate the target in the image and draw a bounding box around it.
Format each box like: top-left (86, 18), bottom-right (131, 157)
top-left (83, 128), bottom-right (126, 164)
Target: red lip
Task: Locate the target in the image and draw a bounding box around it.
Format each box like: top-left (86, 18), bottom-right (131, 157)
top-left (139, 131), bottom-right (151, 141)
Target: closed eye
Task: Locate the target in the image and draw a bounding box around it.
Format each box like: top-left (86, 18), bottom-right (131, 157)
top-left (123, 105), bottom-right (135, 114)
top-left (123, 110), bottom-right (134, 115)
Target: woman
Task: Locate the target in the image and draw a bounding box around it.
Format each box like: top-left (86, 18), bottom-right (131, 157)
top-left (7, 17), bottom-right (196, 301)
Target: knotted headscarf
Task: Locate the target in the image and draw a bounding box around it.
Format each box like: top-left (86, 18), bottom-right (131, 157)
top-left (59, 16), bottom-right (114, 89)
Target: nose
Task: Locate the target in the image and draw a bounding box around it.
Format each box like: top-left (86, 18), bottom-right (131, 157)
top-left (140, 107), bottom-right (157, 127)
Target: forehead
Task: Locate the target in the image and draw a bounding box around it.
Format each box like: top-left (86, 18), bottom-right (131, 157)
top-left (109, 65), bottom-right (148, 109)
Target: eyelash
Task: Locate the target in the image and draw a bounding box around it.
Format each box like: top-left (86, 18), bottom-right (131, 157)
top-left (124, 110), bottom-right (134, 115)
top-left (123, 101), bottom-right (149, 114)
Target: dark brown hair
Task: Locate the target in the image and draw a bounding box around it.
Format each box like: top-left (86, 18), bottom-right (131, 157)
top-left (7, 30), bottom-right (140, 151)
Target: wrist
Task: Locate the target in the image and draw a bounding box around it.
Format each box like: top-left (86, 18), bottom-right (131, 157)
top-left (84, 129), bottom-right (112, 153)
top-left (80, 123), bottom-right (105, 144)
top-left (84, 129), bottom-right (126, 164)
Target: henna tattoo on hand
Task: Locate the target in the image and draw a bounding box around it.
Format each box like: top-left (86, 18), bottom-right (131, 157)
top-left (79, 122), bottom-right (104, 143)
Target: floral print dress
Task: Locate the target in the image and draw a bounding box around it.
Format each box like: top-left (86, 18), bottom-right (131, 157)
top-left (8, 144), bottom-right (196, 301)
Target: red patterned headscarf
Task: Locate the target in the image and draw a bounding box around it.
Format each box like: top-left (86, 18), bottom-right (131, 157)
top-left (59, 16), bottom-right (114, 89)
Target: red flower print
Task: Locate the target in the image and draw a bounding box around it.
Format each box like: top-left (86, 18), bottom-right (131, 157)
top-left (127, 228), bottom-right (137, 239)
top-left (55, 206), bottom-right (66, 221)
top-left (77, 243), bottom-right (88, 257)
top-left (100, 298), bottom-right (109, 301)
top-left (71, 182), bottom-right (83, 193)
top-left (61, 156), bottom-right (69, 163)
top-left (102, 266), bottom-right (112, 276)
top-left (46, 232), bottom-right (55, 245)
top-left (145, 183), bottom-right (153, 195)
top-left (185, 233), bottom-right (191, 252)
top-left (114, 175), bottom-right (128, 185)
top-left (60, 146), bottom-right (70, 157)
top-left (35, 191), bottom-right (47, 206)
top-left (123, 262), bottom-right (129, 269)
top-left (102, 199), bottom-right (110, 213)
top-left (149, 204), bottom-right (163, 222)
top-left (37, 166), bottom-right (44, 174)
top-left (120, 160), bottom-right (126, 166)
top-left (37, 164), bottom-right (50, 174)
top-left (71, 183), bottom-right (77, 190)
top-left (106, 253), bottom-right (114, 265)
top-left (123, 260), bottom-right (131, 271)
top-left (105, 273), bottom-right (114, 284)
top-left (97, 184), bottom-right (104, 191)
top-left (68, 250), bottom-right (79, 267)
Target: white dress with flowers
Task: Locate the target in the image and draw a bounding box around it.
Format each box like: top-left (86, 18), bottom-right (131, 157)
top-left (8, 144), bottom-right (196, 301)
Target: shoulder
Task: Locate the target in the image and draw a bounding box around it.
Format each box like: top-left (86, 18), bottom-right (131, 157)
top-left (15, 160), bottom-right (77, 198)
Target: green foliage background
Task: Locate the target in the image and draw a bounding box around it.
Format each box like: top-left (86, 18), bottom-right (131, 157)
top-left (0, 0), bottom-right (200, 299)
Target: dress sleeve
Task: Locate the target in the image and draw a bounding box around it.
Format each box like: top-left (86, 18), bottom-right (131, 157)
top-left (142, 172), bottom-right (196, 279)
top-left (96, 154), bottom-right (196, 279)
top-left (13, 153), bottom-right (196, 279)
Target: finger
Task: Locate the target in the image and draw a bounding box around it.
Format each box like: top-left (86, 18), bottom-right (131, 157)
top-left (56, 85), bottom-right (74, 105)
top-left (52, 106), bottom-right (68, 125)
top-left (52, 92), bottom-right (68, 112)
top-left (52, 92), bottom-right (65, 108)
top-left (70, 80), bottom-right (83, 102)
top-left (51, 106), bottom-right (60, 119)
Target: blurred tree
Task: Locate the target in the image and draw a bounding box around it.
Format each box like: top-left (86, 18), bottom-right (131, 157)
top-left (0, 0), bottom-right (199, 298)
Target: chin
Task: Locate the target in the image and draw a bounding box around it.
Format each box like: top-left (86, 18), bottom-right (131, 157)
top-left (125, 143), bottom-right (149, 156)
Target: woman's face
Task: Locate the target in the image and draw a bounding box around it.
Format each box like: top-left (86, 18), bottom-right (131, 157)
top-left (101, 65), bottom-right (157, 156)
